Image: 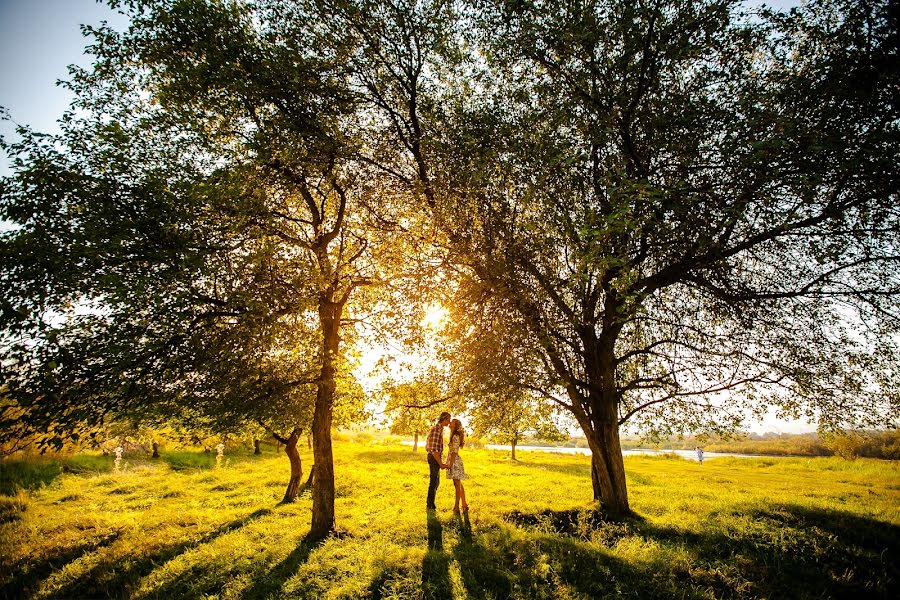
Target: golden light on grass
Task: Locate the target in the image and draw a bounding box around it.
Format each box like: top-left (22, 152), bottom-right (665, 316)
top-left (1, 442), bottom-right (898, 599)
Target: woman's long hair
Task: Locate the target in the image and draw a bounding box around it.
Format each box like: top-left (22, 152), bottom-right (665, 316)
top-left (449, 419), bottom-right (465, 448)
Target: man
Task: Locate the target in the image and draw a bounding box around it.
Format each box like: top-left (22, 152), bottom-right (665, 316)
top-left (425, 411), bottom-right (451, 510)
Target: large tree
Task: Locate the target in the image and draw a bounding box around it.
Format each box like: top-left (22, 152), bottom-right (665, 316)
top-left (349, 0), bottom-right (900, 514)
top-left (0, 0), bottom-right (387, 538)
top-left (2, 0), bottom-right (897, 524)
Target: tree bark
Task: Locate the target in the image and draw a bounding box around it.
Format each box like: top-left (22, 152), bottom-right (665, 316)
top-left (583, 395), bottom-right (630, 516)
top-left (590, 454), bottom-right (602, 500)
top-left (309, 299), bottom-right (341, 540)
top-left (254, 439), bottom-right (262, 455)
top-left (511, 435), bottom-right (517, 461)
top-left (282, 428), bottom-right (303, 503)
top-left (413, 431), bottom-right (419, 452)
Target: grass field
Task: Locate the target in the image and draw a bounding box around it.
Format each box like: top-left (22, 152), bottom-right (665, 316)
top-left (1, 441), bottom-right (898, 599)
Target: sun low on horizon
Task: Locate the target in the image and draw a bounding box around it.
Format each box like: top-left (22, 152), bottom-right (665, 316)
top-left (420, 303), bottom-right (449, 331)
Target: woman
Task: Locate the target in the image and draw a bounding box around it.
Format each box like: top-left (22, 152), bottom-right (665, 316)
top-left (444, 418), bottom-right (469, 513)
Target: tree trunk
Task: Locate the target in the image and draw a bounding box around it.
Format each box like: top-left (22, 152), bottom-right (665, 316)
top-left (309, 299), bottom-right (341, 540)
top-left (254, 439), bottom-right (262, 455)
top-left (282, 429), bottom-right (303, 503)
top-left (413, 432), bottom-right (419, 452)
top-left (511, 435), bottom-right (517, 461)
top-left (151, 442), bottom-right (159, 459)
top-left (304, 464), bottom-right (316, 488)
top-left (583, 398), bottom-right (629, 516)
top-left (590, 453), bottom-right (602, 500)
top-left (307, 434), bottom-right (312, 449)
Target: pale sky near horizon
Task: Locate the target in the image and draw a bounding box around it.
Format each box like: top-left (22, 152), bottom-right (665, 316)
top-left (0, 0), bottom-right (816, 434)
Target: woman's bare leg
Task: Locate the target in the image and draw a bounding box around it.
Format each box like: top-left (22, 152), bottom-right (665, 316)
top-left (459, 481), bottom-right (468, 511)
top-left (453, 479), bottom-right (462, 512)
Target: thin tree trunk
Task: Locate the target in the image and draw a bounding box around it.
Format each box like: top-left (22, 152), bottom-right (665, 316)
top-left (413, 432), bottom-right (419, 452)
top-left (307, 434), bottom-right (312, 449)
top-left (309, 299), bottom-right (341, 540)
top-left (304, 464), bottom-right (316, 489)
top-left (282, 429), bottom-right (303, 503)
top-left (254, 439), bottom-right (262, 455)
top-left (511, 435), bottom-right (517, 461)
top-left (151, 442), bottom-right (159, 459)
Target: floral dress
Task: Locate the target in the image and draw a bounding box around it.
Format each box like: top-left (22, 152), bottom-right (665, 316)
top-left (445, 435), bottom-right (467, 480)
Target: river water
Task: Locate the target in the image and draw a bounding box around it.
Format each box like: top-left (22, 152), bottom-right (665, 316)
top-left (403, 440), bottom-right (768, 461)
top-left (482, 444), bottom-right (772, 461)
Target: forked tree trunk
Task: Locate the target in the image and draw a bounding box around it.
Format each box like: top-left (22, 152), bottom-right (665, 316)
top-left (254, 439), bottom-right (262, 455)
top-left (309, 299), bottom-right (341, 540)
top-left (151, 442), bottom-right (160, 459)
top-left (282, 429), bottom-right (303, 503)
top-left (412, 432), bottom-right (419, 452)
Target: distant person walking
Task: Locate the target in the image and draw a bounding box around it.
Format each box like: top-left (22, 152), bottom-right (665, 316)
top-left (696, 446), bottom-right (704, 464)
top-left (425, 412), bottom-right (451, 510)
top-left (445, 419), bottom-right (469, 514)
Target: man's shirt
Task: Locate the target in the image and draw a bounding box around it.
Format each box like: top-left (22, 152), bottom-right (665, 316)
top-left (425, 422), bottom-right (444, 456)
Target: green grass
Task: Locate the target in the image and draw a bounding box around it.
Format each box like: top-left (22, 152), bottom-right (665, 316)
top-left (1, 443), bottom-right (897, 599)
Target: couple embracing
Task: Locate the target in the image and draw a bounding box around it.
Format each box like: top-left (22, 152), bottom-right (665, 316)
top-left (425, 411), bottom-right (469, 513)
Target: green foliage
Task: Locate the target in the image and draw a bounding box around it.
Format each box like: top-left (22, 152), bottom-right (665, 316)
top-left (2, 0), bottom-right (898, 522)
top-left (0, 441), bottom-right (897, 599)
top-left (468, 388), bottom-right (567, 448)
top-left (382, 380), bottom-right (447, 439)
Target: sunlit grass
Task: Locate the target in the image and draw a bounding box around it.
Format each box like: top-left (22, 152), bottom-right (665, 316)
top-left (1, 442), bottom-right (897, 599)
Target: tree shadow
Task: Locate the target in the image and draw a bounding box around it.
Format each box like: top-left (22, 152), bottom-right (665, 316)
top-left (211, 533), bottom-right (322, 600)
top-left (451, 516), bottom-right (664, 600)
top-left (0, 459), bottom-right (63, 495)
top-left (0, 529), bottom-right (122, 599)
top-left (504, 503), bottom-right (899, 599)
top-left (362, 509), bottom-right (668, 600)
top-left (41, 508), bottom-right (272, 599)
top-left (640, 504), bottom-right (899, 599)
top-left (420, 509), bottom-right (451, 600)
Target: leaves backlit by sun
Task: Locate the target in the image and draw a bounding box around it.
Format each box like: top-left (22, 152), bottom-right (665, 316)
top-left (420, 303), bottom-right (448, 331)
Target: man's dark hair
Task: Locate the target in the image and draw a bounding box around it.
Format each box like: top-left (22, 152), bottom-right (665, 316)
top-left (438, 412), bottom-right (451, 422)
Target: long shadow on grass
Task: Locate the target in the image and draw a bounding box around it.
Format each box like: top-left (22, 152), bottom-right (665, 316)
top-left (239, 535), bottom-right (322, 599)
top-left (362, 511), bottom-right (666, 600)
top-left (506, 504), bottom-right (900, 599)
top-left (452, 513), bottom-right (669, 600)
top-left (368, 512), bottom-right (456, 600)
top-left (419, 509), bottom-right (452, 600)
top-left (41, 508), bottom-right (272, 600)
top-left (0, 530), bottom-right (122, 600)
top-left (641, 504), bottom-right (899, 599)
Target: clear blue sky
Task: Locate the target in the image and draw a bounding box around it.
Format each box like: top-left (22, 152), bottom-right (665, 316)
top-left (0, 0), bottom-right (128, 176)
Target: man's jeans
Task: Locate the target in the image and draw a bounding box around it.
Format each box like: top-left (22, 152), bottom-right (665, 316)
top-left (427, 453), bottom-right (441, 509)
